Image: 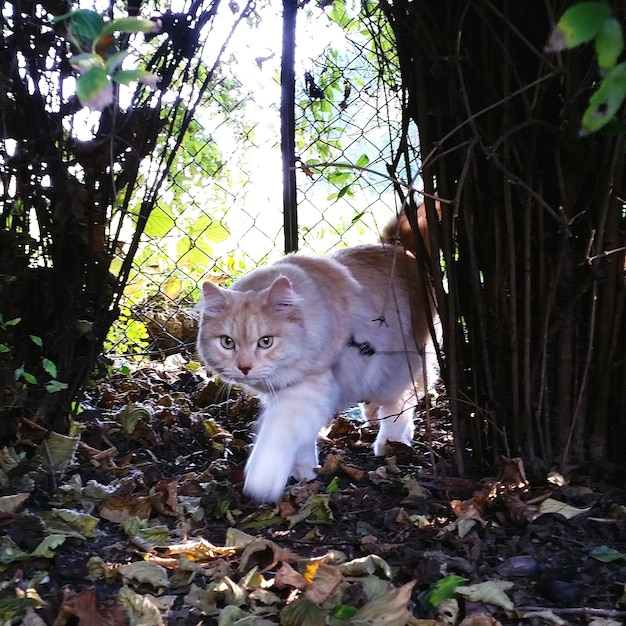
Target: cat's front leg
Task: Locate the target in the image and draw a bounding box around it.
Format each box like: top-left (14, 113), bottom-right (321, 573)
top-left (244, 372), bottom-right (339, 502)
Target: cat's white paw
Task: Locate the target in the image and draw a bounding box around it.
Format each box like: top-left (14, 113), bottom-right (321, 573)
top-left (243, 471), bottom-right (287, 503)
top-left (372, 411), bottom-right (414, 456)
top-left (243, 444), bottom-right (293, 502)
top-left (291, 441), bottom-right (319, 481)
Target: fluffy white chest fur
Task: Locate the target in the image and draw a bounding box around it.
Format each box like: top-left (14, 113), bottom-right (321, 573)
top-left (197, 244), bottom-right (438, 502)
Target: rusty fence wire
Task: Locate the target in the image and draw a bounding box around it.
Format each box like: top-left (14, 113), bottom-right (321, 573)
top-left (105, 3), bottom-right (405, 360)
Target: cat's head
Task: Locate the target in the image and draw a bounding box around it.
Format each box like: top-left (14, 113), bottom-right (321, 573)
top-left (197, 276), bottom-right (307, 393)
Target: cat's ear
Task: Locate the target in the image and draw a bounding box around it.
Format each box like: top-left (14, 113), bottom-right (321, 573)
top-left (202, 281), bottom-right (228, 315)
top-left (267, 276), bottom-right (300, 312)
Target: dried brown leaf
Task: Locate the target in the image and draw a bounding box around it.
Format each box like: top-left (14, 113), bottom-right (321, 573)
top-left (238, 538), bottom-right (298, 573)
top-left (304, 562), bottom-right (343, 605)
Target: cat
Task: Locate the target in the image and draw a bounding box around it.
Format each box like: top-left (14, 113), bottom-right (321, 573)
top-left (197, 233), bottom-right (439, 502)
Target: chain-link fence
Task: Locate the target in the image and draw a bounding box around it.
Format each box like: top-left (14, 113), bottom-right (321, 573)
top-left (105, 2), bottom-right (405, 360)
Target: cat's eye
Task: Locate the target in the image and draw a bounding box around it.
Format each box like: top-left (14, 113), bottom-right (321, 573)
top-left (257, 336), bottom-right (274, 349)
top-left (220, 335), bottom-right (235, 349)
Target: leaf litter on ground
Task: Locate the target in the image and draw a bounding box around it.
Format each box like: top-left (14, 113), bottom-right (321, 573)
top-left (0, 365), bottom-right (626, 624)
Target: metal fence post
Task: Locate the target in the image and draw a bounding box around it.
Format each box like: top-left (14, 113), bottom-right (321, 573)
top-left (281, 0), bottom-right (298, 253)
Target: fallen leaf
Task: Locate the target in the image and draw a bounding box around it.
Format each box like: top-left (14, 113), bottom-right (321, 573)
top-left (280, 596), bottom-right (327, 626)
top-left (438, 597), bottom-right (459, 625)
top-left (502, 494), bottom-right (540, 525)
top-left (538, 498), bottom-right (591, 519)
top-left (304, 563), bottom-right (343, 604)
top-left (489, 456), bottom-right (529, 497)
top-left (0, 535), bottom-right (28, 564)
top-left (238, 538), bottom-right (298, 573)
top-left (286, 494), bottom-right (333, 527)
top-left (427, 575), bottom-right (468, 607)
top-left (455, 580), bottom-right (514, 611)
top-left (341, 463), bottom-right (365, 482)
top-left (56, 588), bottom-right (127, 626)
top-left (346, 580), bottom-right (416, 626)
top-left (317, 452), bottom-right (345, 475)
top-left (119, 562), bottom-right (170, 595)
top-left (100, 496), bottom-right (152, 523)
top-left (589, 545), bottom-right (626, 563)
top-left (339, 554), bottom-right (392, 579)
top-left (149, 479), bottom-right (178, 516)
top-left (274, 561), bottom-right (307, 589)
top-left (0, 493), bottom-right (29, 513)
top-left (43, 432), bottom-right (79, 469)
top-left (31, 535), bottom-right (68, 558)
top-left (117, 585), bottom-right (163, 626)
top-left (116, 403), bottom-right (154, 434)
top-left (155, 537), bottom-right (237, 563)
top-left (86, 556), bottom-right (119, 583)
top-left (52, 509), bottom-right (99, 537)
top-left (224, 527), bottom-right (256, 548)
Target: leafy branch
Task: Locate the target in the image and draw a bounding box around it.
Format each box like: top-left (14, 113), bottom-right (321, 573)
top-left (53, 9), bottom-right (161, 109)
top-left (546, 1), bottom-right (626, 133)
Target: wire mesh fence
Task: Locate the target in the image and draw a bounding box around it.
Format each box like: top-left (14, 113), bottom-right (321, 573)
top-left (105, 2), bottom-right (405, 360)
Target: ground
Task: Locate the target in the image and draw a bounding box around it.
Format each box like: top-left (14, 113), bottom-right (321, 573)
top-left (1, 364), bottom-right (626, 625)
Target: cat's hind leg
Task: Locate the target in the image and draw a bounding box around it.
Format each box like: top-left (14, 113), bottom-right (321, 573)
top-left (360, 401), bottom-right (379, 427)
top-left (371, 389), bottom-right (417, 456)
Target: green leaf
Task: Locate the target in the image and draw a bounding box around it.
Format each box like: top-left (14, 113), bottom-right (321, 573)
top-left (351, 210), bottom-right (366, 224)
top-left (144, 206), bottom-right (175, 238)
top-left (4, 317), bottom-right (21, 327)
top-left (76, 67), bottom-right (113, 109)
top-left (337, 185), bottom-right (352, 199)
top-left (319, 100), bottom-right (332, 114)
top-left (189, 216), bottom-right (230, 242)
top-left (334, 604), bottom-right (358, 619)
top-left (552, 2), bottom-right (612, 50)
top-left (67, 10), bottom-right (105, 48)
top-left (427, 574), bottom-right (468, 607)
top-left (29, 335), bottom-right (43, 347)
top-left (31, 535), bottom-right (67, 558)
top-left (0, 344), bottom-right (10, 353)
top-left (46, 380), bottom-right (68, 394)
top-left (42, 359), bottom-right (58, 378)
top-left (328, 171), bottom-right (351, 184)
top-left (104, 50), bottom-right (129, 74)
top-left (280, 597), bottom-right (326, 626)
top-left (18, 370), bottom-right (38, 385)
top-left (191, 235), bottom-right (217, 262)
top-left (582, 62), bottom-right (626, 133)
top-left (328, 0), bottom-right (352, 30)
top-left (99, 17), bottom-right (158, 37)
top-left (325, 476), bottom-right (341, 493)
top-left (595, 17), bottom-right (624, 70)
top-left (355, 153), bottom-right (370, 168)
top-left (176, 237), bottom-right (211, 268)
top-left (69, 52), bottom-right (105, 74)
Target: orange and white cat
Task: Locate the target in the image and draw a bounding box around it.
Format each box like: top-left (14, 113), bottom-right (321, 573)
top-left (197, 239), bottom-right (438, 502)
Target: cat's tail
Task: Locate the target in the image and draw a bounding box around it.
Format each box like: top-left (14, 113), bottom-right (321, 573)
top-left (381, 201), bottom-right (441, 255)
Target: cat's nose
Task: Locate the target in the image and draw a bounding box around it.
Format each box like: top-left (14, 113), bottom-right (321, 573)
top-left (238, 365), bottom-right (252, 375)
